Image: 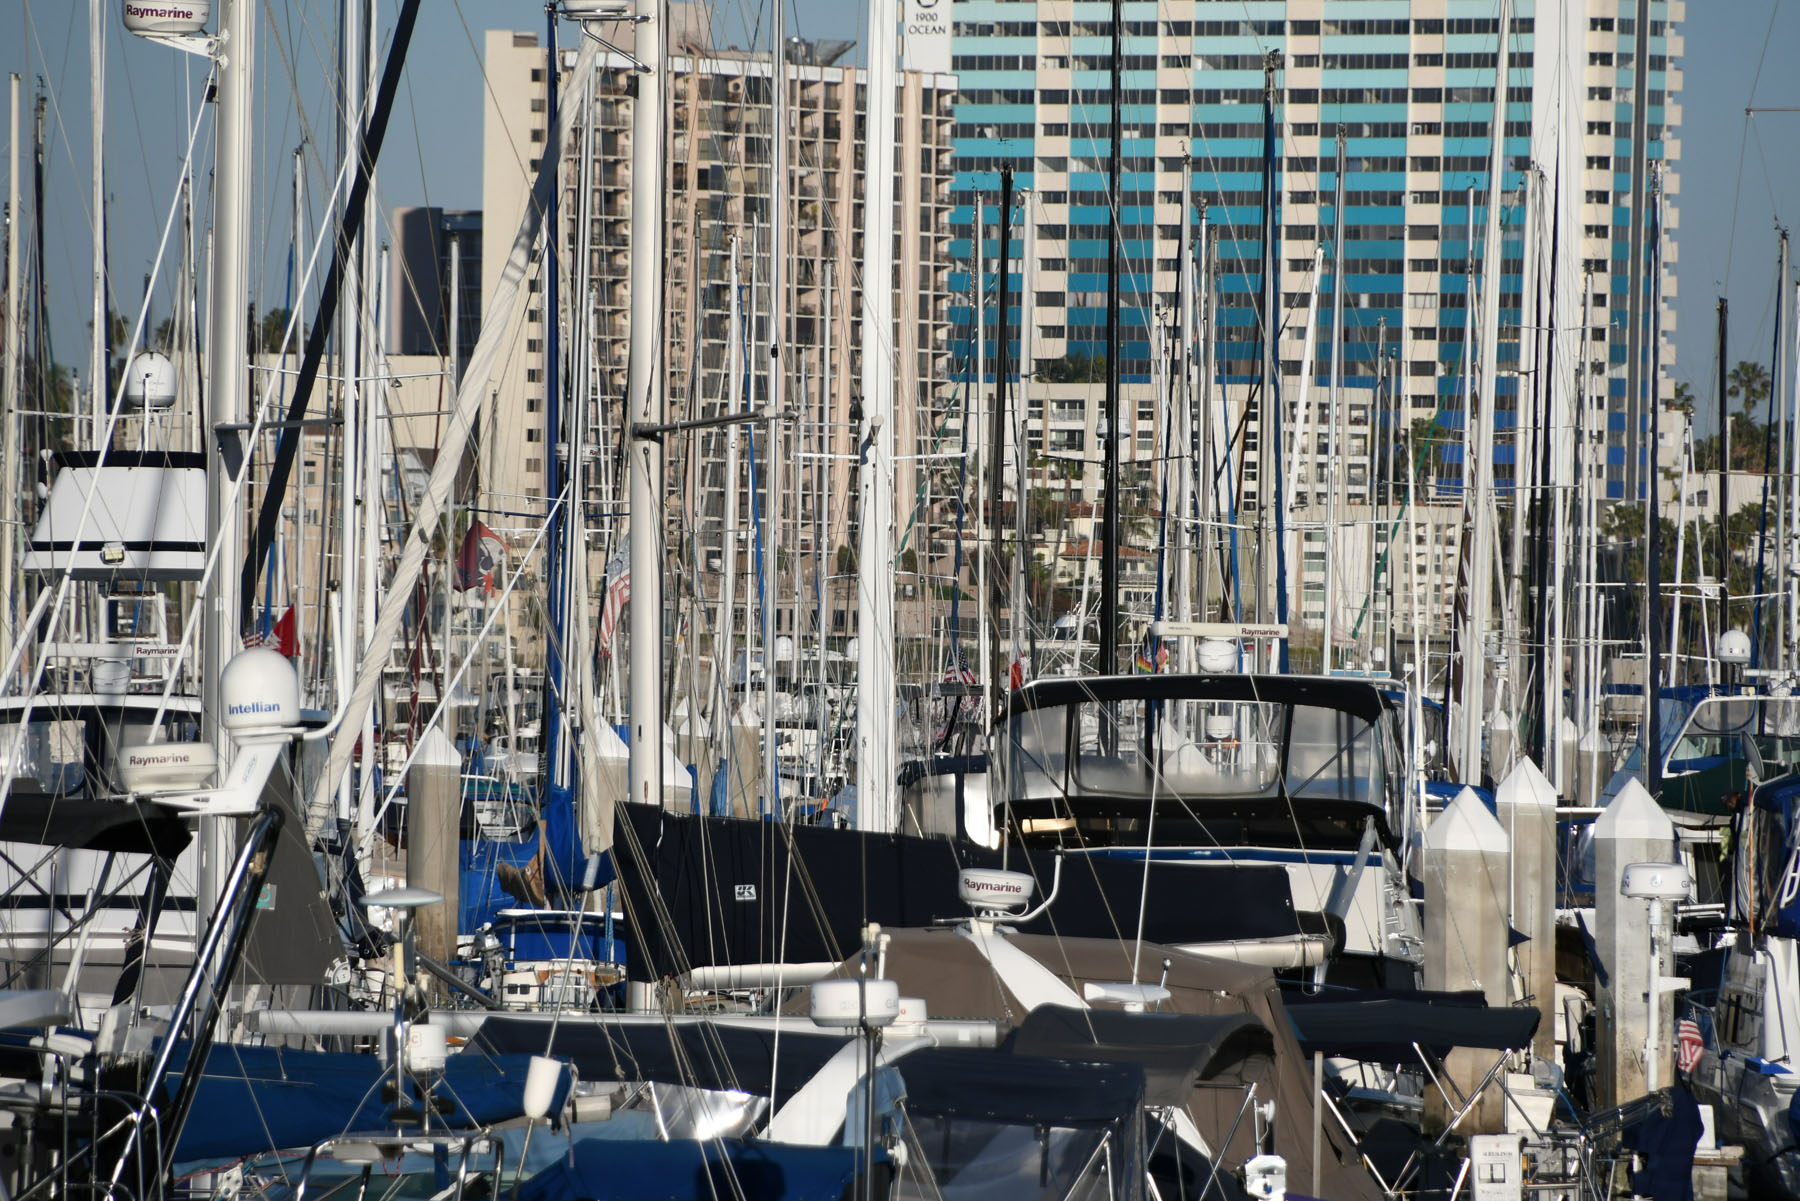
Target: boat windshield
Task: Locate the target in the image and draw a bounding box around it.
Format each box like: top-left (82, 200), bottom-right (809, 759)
top-left (7, 720), bottom-right (88, 795)
top-left (897, 1116), bottom-right (1121, 1201)
top-left (1011, 696), bottom-right (1388, 806)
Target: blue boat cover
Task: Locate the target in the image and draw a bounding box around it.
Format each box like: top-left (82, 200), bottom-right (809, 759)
top-left (168, 1041), bottom-right (566, 1163)
top-left (517, 1138), bottom-right (875, 1201)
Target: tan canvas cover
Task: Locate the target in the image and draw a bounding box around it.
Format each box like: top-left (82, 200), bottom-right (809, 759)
top-left (805, 926), bottom-right (1384, 1201)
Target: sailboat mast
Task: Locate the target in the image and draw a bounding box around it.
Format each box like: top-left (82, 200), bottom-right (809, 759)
top-left (856, 0), bottom-right (898, 831)
top-left (1459, 0), bottom-right (1510, 781)
top-left (1645, 174), bottom-right (1664, 795)
top-left (200, 0), bottom-right (257, 927)
top-left (89, 0), bottom-right (107, 443)
top-left (763, 9), bottom-right (788, 815)
top-left (543, 6), bottom-right (568, 790)
top-left (1016, 198), bottom-right (1035, 680)
top-left (627, 0), bottom-right (667, 811)
top-left (1717, 298), bottom-right (1729, 636)
top-left (1790, 270), bottom-right (1800, 662)
top-left (718, 239), bottom-right (742, 739)
top-left (1097, 0), bottom-right (1122, 675)
top-left (987, 168), bottom-right (1011, 707)
top-left (1323, 131), bottom-right (1345, 673)
top-left (1174, 158), bottom-right (1194, 671)
top-left (1259, 54), bottom-right (1286, 668)
top-left (2, 73), bottom-right (20, 669)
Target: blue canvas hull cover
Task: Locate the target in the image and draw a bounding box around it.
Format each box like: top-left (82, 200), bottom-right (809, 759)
top-left (168, 1041), bottom-right (559, 1163)
top-left (517, 1139), bottom-right (874, 1201)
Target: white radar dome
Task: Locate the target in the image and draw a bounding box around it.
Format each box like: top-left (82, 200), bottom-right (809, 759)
top-left (122, 351), bottom-right (178, 409)
top-left (1197, 637), bottom-right (1236, 674)
top-left (958, 867), bottom-right (1035, 915)
top-left (1718, 629), bottom-right (1752, 666)
top-left (219, 647), bottom-right (300, 734)
top-left (809, 977), bottom-right (901, 1028)
top-left (122, 1), bottom-right (210, 35)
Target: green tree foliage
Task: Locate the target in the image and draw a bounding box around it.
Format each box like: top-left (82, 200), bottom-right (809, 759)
top-left (1692, 361), bottom-right (1777, 473)
top-left (1035, 352), bottom-right (1106, 383)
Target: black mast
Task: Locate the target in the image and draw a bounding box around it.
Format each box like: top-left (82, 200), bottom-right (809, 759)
top-left (1097, 0), bottom-right (1123, 675)
top-left (989, 167), bottom-right (1013, 700)
top-left (238, 0), bottom-right (426, 633)
top-left (1717, 297), bottom-right (1729, 636)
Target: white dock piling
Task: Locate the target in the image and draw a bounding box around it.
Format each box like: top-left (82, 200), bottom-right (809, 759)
top-left (1592, 777), bottom-right (1677, 1105)
top-left (1424, 786), bottom-right (1512, 1131)
top-left (1496, 758), bottom-right (1558, 1063)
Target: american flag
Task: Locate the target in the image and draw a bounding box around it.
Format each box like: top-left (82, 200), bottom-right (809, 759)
top-left (1676, 1017), bottom-right (1706, 1074)
top-left (935, 647), bottom-right (980, 744)
top-left (598, 534), bottom-right (631, 657)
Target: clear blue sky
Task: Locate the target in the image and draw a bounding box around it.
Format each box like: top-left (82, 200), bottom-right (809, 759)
top-left (2, 0), bottom-right (1794, 426)
top-left (1669, 0), bottom-right (1800, 428)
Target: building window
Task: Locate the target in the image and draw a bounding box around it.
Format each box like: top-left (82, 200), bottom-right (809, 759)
top-left (527, 429), bottom-right (542, 443)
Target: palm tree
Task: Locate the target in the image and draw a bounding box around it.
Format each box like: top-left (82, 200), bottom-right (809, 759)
top-left (1727, 360), bottom-right (1771, 418)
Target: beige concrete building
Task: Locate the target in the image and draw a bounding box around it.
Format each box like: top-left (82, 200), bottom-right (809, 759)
top-left (476, 23), bottom-right (960, 669)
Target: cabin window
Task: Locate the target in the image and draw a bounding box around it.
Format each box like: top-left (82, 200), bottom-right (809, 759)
top-left (16, 720), bottom-right (87, 794)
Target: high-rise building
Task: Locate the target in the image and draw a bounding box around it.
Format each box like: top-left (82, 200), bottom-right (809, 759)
top-left (946, 0), bottom-right (1683, 642)
top-left (388, 206), bottom-right (482, 365)
top-left (480, 23), bottom-right (959, 651)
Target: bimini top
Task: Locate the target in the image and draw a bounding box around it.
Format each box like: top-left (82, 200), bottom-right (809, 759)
top-left (1005, 673), bottom-right (1390, 724)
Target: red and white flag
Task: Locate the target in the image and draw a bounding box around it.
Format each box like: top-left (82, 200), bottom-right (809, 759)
top-left (455, 521), bottom-right (507, 594)
top-left (1676, 1018), bottom-right (1706, 1074)
top-left (243, 606), bottom-right (297, 658)
top-left (598, 534), bottom-right (631, 657)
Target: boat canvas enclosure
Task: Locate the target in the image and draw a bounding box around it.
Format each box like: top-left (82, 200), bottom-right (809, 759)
top-left (22, 453), bottom-right (208, 581)
top-left (1001, 674), bottom-right (1403, 851)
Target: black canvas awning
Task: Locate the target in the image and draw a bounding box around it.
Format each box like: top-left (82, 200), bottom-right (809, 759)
top-left (0, 797), bottom-right (191, 858)
top-left (898, 1046), bottom-right (1145, 1126)
top-left (1284, 993), bottom-right (1540, 1061)
top-left (1005, 1004), bottom-right (1274, 1102)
